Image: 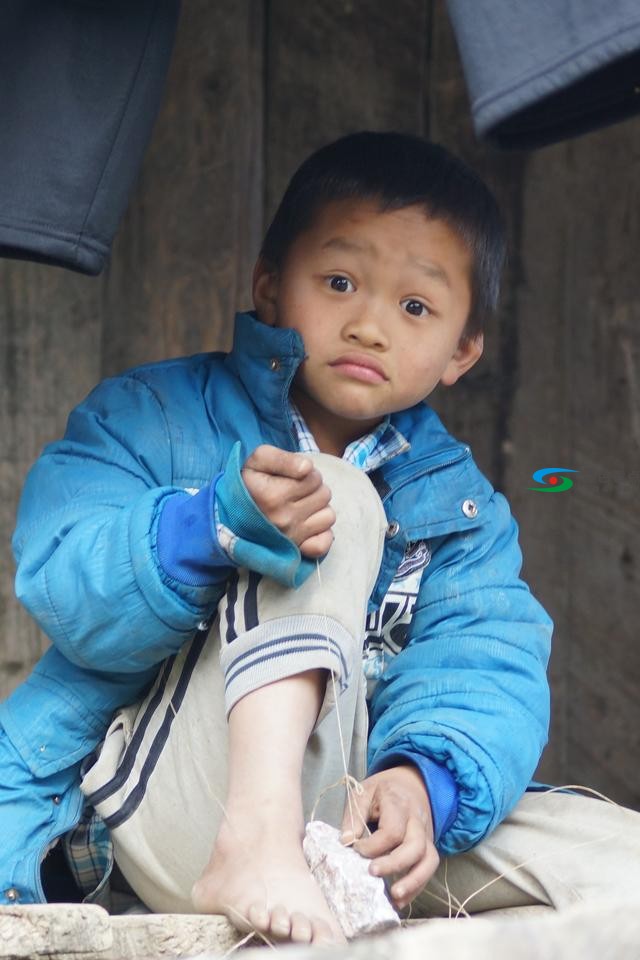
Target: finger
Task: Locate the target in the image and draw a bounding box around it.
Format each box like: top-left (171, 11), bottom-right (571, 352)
top-left (298, 530), bottom-right (334, 558)
top-left (257, 466), bottom-right (325, 503)
top-left (389, 842), bottom-right (440, 909)
top-left (243, 471), bottom-right (313, 510)
top-left (243, 463), bottom-right (326, 510)
top-left (245, 445), bottom-right (314, 480)
top-left (368, 816), bottom-right (428, 878)
top-left (353, 798), bottom-right (408, 859)
top-left (340, 784), bottom-right (374, 843)
top-left (296, 504), bottom-right (336, 541)
top-left (290, 478), bottom-right (332, 507)
top-left (272, 500), bottom-right (336, 553)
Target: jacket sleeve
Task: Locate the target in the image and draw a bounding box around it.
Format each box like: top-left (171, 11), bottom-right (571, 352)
top-left (366, 490), bottom-right (553, 855)
top-left (12, 374), bottom-right (227, 674)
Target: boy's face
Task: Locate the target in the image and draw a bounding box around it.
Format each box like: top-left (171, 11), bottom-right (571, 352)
top-left (253, 198), bottom-right (483, 454)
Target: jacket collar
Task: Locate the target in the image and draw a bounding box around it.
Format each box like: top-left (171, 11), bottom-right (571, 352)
top-left (224, 310), bottom-right (306, 444)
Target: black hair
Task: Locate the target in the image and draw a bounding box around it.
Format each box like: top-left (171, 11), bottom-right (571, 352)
top-left (260, 131), bottom-right (506, 342)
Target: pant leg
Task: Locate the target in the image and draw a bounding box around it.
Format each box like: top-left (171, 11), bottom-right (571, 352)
top-left (414, 790), bottom-right (640, 917)
top-left (0, 651), bottom-right (157, 905)
top-left (80, 454), bottom-right (387, 913)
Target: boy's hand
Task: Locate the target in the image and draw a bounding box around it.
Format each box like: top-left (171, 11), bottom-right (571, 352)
top-left (340, 765), bottom-right (439, 911)
top-left (242, 445), bottom-right (336, 558)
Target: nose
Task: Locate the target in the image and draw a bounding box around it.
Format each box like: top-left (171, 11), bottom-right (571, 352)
top-left (341, 304), bottom-right (389, 350)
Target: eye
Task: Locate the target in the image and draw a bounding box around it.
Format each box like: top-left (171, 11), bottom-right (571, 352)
top-left (402, 298), bottom-right (430, 318)
top-left (327, 275), bottom-right (354, 293)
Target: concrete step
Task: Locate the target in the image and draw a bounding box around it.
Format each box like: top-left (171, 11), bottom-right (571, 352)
top-left (0, 905), bottom-right (243, 960)
top-left (2, 898), bottom-right (640, 960)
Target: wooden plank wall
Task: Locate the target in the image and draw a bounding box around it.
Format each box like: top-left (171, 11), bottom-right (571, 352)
top-left (1, 1), bottom-right (639, 807)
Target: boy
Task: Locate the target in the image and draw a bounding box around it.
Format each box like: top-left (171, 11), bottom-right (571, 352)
top-left (2, 132), bottom-right (638, 945)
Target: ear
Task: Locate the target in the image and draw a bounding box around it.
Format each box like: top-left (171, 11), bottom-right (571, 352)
top-left (439, 333), bottom-right (484, 387)
top-left (252, 255), bottom-right (279, 326)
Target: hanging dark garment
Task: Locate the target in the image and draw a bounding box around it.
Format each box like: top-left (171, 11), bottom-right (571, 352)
top-left (446, 0), bottom-right (640, 149)
top-left (0, 0), bottom-right (181, 275)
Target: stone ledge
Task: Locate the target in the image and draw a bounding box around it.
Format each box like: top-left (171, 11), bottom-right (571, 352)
top-left (0, 905), bottom-right (244, 960)
top-left (2, 898), bottom-right (640, 960)
top-left (244, 898), bottom-right (640, 960)
top-left (0, 905), bottom-right (112, 959)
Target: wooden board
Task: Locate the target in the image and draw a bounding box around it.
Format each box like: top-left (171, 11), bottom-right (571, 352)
top-left (426, 4), bottom-right (640, 805)
top-left (102, 0), bottom-right (264, 375)
top-left (265, 0), bottom-right (430, 218)
top-left (0, 0), bottom-right (264, 696)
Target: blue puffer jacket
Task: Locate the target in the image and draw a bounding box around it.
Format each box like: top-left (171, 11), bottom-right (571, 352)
top-left (0, 310), bottom-right (552, 903)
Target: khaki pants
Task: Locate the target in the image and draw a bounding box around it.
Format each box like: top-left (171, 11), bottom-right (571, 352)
top-left (80, 455), bottom-right (640, 916)
top-left (418, 789), bottom-right (640, 917)
top-left (81, 454), bottom-right (387, 912)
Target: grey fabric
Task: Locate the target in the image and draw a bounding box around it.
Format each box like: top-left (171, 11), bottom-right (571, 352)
top-left (0, 1), bottom-right (180, 274)
top-left (416, 790), bottom-right (640, 916)
top-left (446, 0), bottom-right (640, 148)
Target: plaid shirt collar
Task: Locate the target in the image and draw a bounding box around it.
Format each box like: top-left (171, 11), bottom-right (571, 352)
top-left (290, 402), bottom-right (410, 472)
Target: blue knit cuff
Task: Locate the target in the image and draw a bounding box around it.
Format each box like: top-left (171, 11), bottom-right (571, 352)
top-left (215, 441), bottom-right (317, 588)
top-left (156, 474), bottom-right (232, 587)
top-left (367, 750), bottom-right (459, 844)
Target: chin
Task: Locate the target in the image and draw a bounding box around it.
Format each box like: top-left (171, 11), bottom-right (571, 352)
top-left (335, 408), bottom-right (386, 426)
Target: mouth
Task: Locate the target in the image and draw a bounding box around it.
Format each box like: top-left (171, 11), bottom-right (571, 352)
top-left (329, 353), bottom-right (388, 384)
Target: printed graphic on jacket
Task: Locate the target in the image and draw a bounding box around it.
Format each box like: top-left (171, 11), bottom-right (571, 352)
top-left (363, 539), bottom-right (431, 698)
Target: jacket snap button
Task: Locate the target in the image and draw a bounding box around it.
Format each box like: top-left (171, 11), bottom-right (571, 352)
top-left (269, 358), bottom-right (281, 371)
top-left (5, 887), bottom-right (19, 901)
top-left (462, 498), bottom-right (478, 519)
top-left (52, 795), bottom-right (61, 805)
top-left (386, 520), bottom-right (400, 538)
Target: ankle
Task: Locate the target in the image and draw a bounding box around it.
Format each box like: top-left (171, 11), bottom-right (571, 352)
top-left (214, 805), bottom-right (305, 851)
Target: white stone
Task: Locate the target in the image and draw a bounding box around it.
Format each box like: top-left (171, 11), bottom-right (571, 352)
top-left (0, 904), bottom-right (243, 960)
top-left (0, 904), bottom-right (112, 959)
top-left (303, 819), bottom-right (401, 939)
top-left (109, 912), bottom-right (244, 958)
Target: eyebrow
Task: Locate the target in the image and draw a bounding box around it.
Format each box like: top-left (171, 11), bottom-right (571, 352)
top-left (321, 237), bottom-right (376, 255)
top-left (321, 236), bottom-right (451, 288)
top-left (408, 255), bottom-right (451, 288)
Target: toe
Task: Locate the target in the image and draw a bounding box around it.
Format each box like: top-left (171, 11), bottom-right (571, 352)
top-left (312, 917), bottom-right (346, 946)
top-left (269, 904), bottom-right (292, 939)
top-left (247, 902), bottom-right (270, 932)
top-left (289, 912), bottom-right (313, 943)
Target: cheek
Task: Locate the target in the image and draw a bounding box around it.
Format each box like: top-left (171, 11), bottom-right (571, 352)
top-left (278, 282), bottom-right (319, 327)
top-left (403, 352), bottom-right (433, 379)
top-left (399, 356), bottom-right (441, 397)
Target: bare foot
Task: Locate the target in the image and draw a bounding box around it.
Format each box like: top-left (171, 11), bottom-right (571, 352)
top-left (191, 815), bottom-right (346, 946)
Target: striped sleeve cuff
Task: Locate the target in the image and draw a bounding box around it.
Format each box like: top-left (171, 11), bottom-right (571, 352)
top-left (219, 612), bottom-right (354, 721)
